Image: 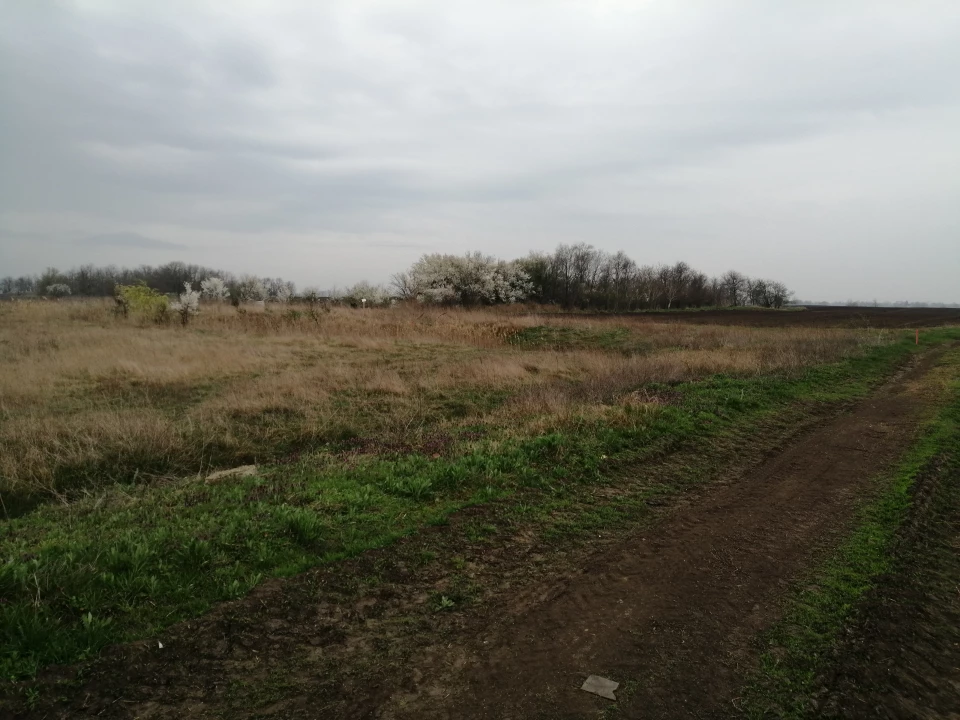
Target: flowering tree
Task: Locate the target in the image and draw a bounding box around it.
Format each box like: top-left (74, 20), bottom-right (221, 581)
top-left (396, 252), bottom-right (532, 305)
top-left (171, 282), bottom-right (201, 325)
top-left (266, 278), bottom-right (295, 303)
top-left (200, 276), bottom-right (230, 302)
top-left (237, 276), bottom-right (268, 302)
top-left (345, 281), bottom-right (390, 306)
top-left (45, 283), bottom-right (72, 298)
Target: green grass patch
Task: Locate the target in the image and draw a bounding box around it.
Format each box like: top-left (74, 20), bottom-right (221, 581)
top-left (739, 344), bottom-right (960, 719)
top-left (0, 330), bottom-right (956, 681)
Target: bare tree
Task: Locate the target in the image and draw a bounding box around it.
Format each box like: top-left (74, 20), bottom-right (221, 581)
top-left (747, 278), bottom-right (769, 307)
top-left (608, 251), bottom-right (635, 310)
top-left (768, 281), bottom-right (791, 308)
top-left (635, 265), bottom-right (657, 308)
top-left (665, 261), bottom-right (691, 308)
top-left (391, 271), bottom-right (416, 299)
top-left (686, 271), bottom-right (709, 307)
top-left (722, 270), bottom-right (748, 306)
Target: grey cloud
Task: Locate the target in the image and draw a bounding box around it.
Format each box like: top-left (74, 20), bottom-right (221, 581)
top-left (78, 232), bottom-right (188, 251)
top-left (214, 40), bottom-right (277, 89)
top-left (365, 239), bottom-right (430, 249)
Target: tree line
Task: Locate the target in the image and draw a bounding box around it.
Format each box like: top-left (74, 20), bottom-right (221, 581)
top-left (2, 262), bottom-right (230, 297)
top-left (2, 245), bottom-right (793, 310)
top-left (0, 262), bottom-right (297, 303)
top-left (392, 244), bottom-right (791, 309)
top-left (516, 244), bottom-right (790, 309)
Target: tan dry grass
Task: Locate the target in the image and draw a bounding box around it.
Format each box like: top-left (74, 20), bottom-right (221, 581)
top-left (0, 299), bottom-right (886, 501)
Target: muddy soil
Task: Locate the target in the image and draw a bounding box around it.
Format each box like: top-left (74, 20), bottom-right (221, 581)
top-left (5, 350), bottom-right (945, 720)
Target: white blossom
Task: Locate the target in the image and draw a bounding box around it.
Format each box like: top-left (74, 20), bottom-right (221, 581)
top-left (268, 279), bottom-right (295, 303)
top-left (399, 252), bottom-right (531, 305)
top-left (200, 276), bottom-right (230, 302)
top-left (171, 281), bottom-right (201, 323)
top-left (237, 276), bottom-right (268, 302)
top-left (45, 283), bottom-right (72, 297)
top-left (346, 281), bottom-right (389, 306)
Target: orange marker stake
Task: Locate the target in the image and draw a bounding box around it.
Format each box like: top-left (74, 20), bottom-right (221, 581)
top-left (916, 329), bottom-right (919, 345)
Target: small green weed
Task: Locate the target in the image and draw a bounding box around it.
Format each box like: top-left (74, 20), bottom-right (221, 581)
top-left (433, 595), bottom-right (456, 612)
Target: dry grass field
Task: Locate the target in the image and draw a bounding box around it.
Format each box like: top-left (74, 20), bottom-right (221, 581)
top-left (0, 299), bottom-right (882, 510)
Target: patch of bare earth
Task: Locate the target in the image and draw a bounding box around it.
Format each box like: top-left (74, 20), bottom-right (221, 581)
top-left (5, 351), bottom-right (944, 720)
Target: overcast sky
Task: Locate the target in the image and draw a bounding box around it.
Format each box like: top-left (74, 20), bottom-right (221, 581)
top-left (1, 1), bottom-right (958, 302)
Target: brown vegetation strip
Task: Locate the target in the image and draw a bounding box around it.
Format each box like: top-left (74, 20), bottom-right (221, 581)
top-left (1, 299), bottom-right (875, 502)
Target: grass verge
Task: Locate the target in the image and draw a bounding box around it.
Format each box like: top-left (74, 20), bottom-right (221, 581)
top-left (0, 330), bottom-right (956, 682)
top-left (738, 343), bottom-right (960, 719)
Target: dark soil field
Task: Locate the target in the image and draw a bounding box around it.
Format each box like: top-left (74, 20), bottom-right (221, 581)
top-left (618, 306), bottom-right (960, 328)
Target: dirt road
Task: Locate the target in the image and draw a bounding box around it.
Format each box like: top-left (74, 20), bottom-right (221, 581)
top-left (376, 350), bottom-right (941, 720)
top-left (10, 350), bottom-right (945, 719)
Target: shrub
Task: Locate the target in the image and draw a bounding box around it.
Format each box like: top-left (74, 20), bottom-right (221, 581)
top-left (237, 276), bottom-right (268, 302)
top-left (170, 282), bottom-right (201, 326)
top-left (115, 282), bottom-right (169, 323)
top-left (343, 281), bottom-right (390, 307)
top-left (45, 284), bottom-right (72, 298)
top-left (200, 277), bottom-right (230, 302)
top-left (266, 279), bottom-right (295, 304)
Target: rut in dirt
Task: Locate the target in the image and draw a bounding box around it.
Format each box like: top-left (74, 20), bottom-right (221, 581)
top-left (380, 350), bottom-right (943, 720)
